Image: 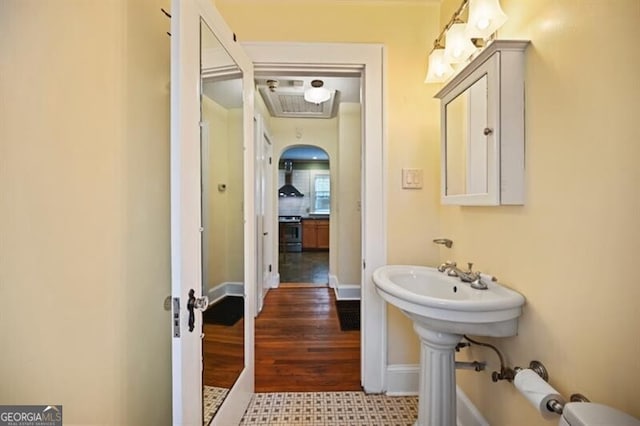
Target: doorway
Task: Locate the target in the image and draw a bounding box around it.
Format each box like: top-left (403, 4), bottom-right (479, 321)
top-left (278, 145), bottom-right (331, 286)
top-left (244, 43), bottom-right (386, 393)
top-left (253, 69), bottom-right (365, 392)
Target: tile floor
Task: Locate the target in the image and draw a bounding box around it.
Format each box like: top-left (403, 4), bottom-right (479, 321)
top-left (204, 385), bottom-right (229, 425)
top-left (239, 391), bottom-right (418, 426)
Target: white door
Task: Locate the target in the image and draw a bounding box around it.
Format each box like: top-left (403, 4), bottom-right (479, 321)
top-left (171, 0), bottom-right (255, 424)
top-left (255, 114), bottom-right (273, 314)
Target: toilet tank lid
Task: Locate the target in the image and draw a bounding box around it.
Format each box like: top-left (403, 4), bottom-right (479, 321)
top-left (563, 403), bottom-right (640, 426)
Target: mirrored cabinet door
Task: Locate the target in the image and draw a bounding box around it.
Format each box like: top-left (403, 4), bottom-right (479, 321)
top-left (436, 40), bottom-right (529, 206)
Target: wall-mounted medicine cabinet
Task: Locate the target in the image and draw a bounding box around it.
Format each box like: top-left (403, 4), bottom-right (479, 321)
top-left (435, 40), bottom-right (530, 206)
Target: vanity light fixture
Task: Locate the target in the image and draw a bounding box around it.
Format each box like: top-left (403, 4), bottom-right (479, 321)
top-left (304, 79), bottom-right (331, 104)
top-left (424, 47), bottom-right (455, 83)
top-left (445, 22), bottom-right (477, 63)
top-left (424, 0), bottom-right (508, 83)
top-left (465, 0), bottom-right (508, 40)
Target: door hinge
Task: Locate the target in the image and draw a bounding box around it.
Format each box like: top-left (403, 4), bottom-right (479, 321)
top-left (363, 259), bottom-right (366, 270)
top-left (269, 157), bottom-right (272, 165)
top-left (268, 264), bottom-right (272, 272)
top-left (172, 297), bottom-right (181, 338)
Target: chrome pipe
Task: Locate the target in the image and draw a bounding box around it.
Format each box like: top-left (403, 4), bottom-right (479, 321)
top-left (455, 361), bottom-right (486, 372)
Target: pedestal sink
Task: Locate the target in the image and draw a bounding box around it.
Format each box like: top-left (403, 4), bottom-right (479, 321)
top-left (373, 265), bottom-right (525, 426)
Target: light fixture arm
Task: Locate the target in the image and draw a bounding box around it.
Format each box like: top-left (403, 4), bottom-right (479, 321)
top-left (425, 0), bottom-right (505, 83)
top-left (431, 0), bottom-right (470, 52)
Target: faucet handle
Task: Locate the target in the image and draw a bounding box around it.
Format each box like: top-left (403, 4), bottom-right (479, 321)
top-left (437, 260), bottom-right (456, 272)
top-left (467, 262), bottom-right (474, 272)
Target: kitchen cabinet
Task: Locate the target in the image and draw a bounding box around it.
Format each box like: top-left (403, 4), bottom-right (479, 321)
top-left (302, 218), bottom-right (329, 250)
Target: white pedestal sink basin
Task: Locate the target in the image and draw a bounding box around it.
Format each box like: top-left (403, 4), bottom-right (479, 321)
top-left (373, 265), bottom-right (525, 426)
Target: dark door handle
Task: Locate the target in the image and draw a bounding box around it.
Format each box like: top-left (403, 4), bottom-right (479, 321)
top-left (187, 289), bottom-right (196, 332)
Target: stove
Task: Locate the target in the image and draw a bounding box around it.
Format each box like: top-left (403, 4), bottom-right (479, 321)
top-left (278, 215), bottom-right (302, 223)
top-left (278, 216), bottom-right (302, 252)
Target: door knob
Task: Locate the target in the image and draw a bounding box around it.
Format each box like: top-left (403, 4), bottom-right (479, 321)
top-left (187, 289), bottom-right (209, 332)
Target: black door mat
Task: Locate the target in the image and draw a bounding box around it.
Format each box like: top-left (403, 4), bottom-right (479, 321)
top-left (203, 296), bottom-right (244, 326)
top-left (335, 300), bottom-right (360, 331)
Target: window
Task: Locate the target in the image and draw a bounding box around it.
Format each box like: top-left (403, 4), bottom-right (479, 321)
top-left (313, 174), bottom-right (330, 214)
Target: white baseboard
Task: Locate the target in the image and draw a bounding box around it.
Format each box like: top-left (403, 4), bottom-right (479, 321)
top-left (385, 364), bottom-right (419, 396)
top-left (270, 272), bottom-right (279, 288)
top-left (329, 274), bottom-right (361, 300)
top-left (385, 364), bottom-right (489, 426)
top-left (206, 281), bottom-right (244, 304)
top-left (329, 274), bottom-right (338, 289)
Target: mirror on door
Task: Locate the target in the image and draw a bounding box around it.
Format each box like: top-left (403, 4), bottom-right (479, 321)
top-left (444, 75), bottom-right (488, 196)
top-left (199, 19), bottom-right (245, 425)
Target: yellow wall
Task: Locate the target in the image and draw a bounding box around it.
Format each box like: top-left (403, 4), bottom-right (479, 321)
top-left (0, 0), bottom-right (171, 423)
top-left (437, 0), bottom-right (640, 423)
top-left (202, 97), bottom-right (244, 291)
top-left (219, 0), bottom-right (640, 421)
top-left (4, 0), bottom-right (636, 424)
top-left (203, 96), bottom-right (231, 289)
top-left (216, 0), bottom-right (442, 365)
top-left (336, 103), bottom-right (362, 285)
top-left (227, 108), bottom-right (245, 281)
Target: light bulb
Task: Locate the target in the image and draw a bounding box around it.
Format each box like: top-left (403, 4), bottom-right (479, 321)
top-left (424, 49), bottom-right (454, 83)
top-left (465, 0), bottom-right (508, 40)
top-left (444, 23), bottom-right (477, 64)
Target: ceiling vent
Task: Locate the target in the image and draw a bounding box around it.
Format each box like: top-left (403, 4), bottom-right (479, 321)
top-left (258, 84), bottom-right (340, 119)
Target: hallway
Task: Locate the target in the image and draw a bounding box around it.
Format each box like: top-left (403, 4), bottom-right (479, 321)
top-left (255, 287), bottom-right (360, 392)
top-left (278, 251), bottom-right (330, 284)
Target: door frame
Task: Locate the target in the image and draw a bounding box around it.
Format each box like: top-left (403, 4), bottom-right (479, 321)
top-left (171, 0), bottom-right (255, 424)
top-left (244, 42), bottom-right (388, 393)
top-left (255, 112), bottom-right (274, 315)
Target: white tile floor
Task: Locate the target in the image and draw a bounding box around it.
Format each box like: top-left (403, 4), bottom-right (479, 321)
top-left (203, 385), bottom-right (229, 425)
top-left (238, 391), bottom-right (418, 426)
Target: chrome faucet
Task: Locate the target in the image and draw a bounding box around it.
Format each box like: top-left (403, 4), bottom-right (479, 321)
top-left (437, 261), bottom-right (489, 290)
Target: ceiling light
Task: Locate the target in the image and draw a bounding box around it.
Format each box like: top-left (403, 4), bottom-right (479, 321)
top-left (424, 48), bottom-right (455, 83)
top-left (304, 80), bottom-right (331, 104)
top-left (465, 0), bottom-right (508, 40)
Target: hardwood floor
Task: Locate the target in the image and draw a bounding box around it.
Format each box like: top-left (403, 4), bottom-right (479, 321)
top-left (203, 317), bottom-right (244, 388)
top-left (255, 287), bottom-right (361, 392)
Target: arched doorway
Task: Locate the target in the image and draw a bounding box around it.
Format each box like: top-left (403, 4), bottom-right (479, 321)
top-left (277, 145), bottom-right (330, 285)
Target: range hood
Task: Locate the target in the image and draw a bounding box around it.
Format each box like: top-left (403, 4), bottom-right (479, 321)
top-left (279, 161), bottom-right (304, 198)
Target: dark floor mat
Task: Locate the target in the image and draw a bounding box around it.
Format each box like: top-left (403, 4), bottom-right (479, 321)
top-left (203, 296), bottom-right (244, 326)
top-left (335, 300), bottom-right (360, 331)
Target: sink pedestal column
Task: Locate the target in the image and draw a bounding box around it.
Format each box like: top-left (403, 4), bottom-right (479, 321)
top-left (413, 322), bottom-right (461, 426)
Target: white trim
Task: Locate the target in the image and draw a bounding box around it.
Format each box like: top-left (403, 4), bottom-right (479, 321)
top-left (242, 41), bottom-right (387, 394)
top-left (206, 282), bottom-right (245, 304)
top-left (330, 274), bottom-right (361, 301)
top-left (385, 364), bottom-right (489, 426)
top-left (385, 364), bottom-right (420, 396)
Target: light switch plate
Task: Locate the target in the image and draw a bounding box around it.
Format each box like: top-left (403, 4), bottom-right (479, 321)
top-left (402, 168), bottom-right (423, 189)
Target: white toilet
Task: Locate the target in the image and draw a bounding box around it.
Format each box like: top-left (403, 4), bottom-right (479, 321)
top-left (559, 402), bottom-right (640, 426)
